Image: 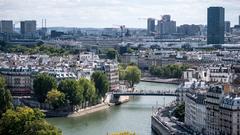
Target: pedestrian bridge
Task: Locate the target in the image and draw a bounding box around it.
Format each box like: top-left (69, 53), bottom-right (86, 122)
top-left (111, 90), bottom-right (178, 97)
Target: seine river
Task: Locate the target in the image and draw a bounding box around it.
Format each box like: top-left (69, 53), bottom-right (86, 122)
top-left (47, 82), bottom-right (177, 135)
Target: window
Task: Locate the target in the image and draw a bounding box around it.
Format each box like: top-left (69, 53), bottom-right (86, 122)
top-left (14, 78), bottom-right (21, 85)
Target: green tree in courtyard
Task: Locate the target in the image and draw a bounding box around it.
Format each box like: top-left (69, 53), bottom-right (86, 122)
top-left (33, 73), bottom-right (57, 103)
top-left (46, 89), bottom-right (66, 110)
top-left (125, 66), bottom-right (141, 88)
top-left (79, 78), bottom-right (96, 106)
top-left (0, 106), bottom-right (62, 135)
top-left (91, 71), bottom-right (109, 97)
top-left (58, 79), bottom-right (83, 106)
top-left (106, 48), bottom-right (117, 60)
top-left (172, 103), bottom-right (185, 122)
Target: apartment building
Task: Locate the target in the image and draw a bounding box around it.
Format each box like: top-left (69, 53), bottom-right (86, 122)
top-left (185, 91), bottom-right (207, 134)
top-left (0, 67), bottom-right (36, 96)
top-left (104, 62), bottom-right (119, 91)
top-left (219, 94), bottom-right (240, 135)
top-left (205, 85), bottom-right (224, 135)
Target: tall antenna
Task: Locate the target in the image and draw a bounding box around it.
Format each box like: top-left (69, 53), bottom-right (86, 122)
top-left (42, 19), bottom-right (43, 29)
top-left (45, 19), bottom-right (47, 28)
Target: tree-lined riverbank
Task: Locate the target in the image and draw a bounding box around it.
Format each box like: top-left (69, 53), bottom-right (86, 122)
top-left (47, 82), bottom-right (177, 135)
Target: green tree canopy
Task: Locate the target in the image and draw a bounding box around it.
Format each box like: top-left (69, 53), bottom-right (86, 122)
top-left (0, 106), bottom-right (62, 135)
top-left (78, 78), bottom-right (96, 102)
top-left (91, 71), bottom-right (109, 97)
top-left (149, 64), bottom-right (188, 78)
top-left (33, 73), bottom-right (57, 103)
top-left (106, 48), bottom-right (117, 60)
top-left (125, 66), bottom-right (141, 88)
top-left (172, 103), bottom-right (185, 122)
top-left (0, 75), bottom-right (6, 88)
top-left (24, 119), bottom-right (62, 135)
top-left (0, 88), bottom-right (13, 117)
top-left (46, 89), bottom-right (66, 110)
top-left (58, 79), bottom-right (83, 106)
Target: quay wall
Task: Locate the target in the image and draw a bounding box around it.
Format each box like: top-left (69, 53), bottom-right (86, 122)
top-left (151, 116), bottom-right (172, 135)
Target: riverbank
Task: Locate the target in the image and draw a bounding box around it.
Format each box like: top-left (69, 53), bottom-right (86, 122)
top-left (46, 95), bottom-right (130, 118)
top-left (68, 103), bottom-right (110, 117)
top-left (47, 82), bottom-right (178, 135)
top-left (141, 77), bottom-right (181, 84)
top-left (151, 102), bottom-right (192, 135)
top-left (45, 103), bottom-right (110, 118)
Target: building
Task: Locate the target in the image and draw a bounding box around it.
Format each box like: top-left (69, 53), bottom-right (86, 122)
top-left (239, 15), bottom-right (240, 25)
top-left (0, 67), bottom-right (36, 96)
top-left (79, 52), bottom-right (99, 62)
top-left (177, 24), bottom-right (201, 36)
top-left (207, 7), bottom-right (225, 44)
top-left (205, 85), bottom-right (224, 135)
top-left (50, 30), bottom-right (64, 38)
top-left (185, 91), bottom-right (206, 134)
top-left (209, 64), bottom-right (232, 83)
top-left (147, 18), bottom-right (155, 35)
top-left (219, 94), bottom-right (240, 135)
top-left (0, 20), bottom-right (13, 33)
top-left (104, 62), bottom-right (119, 91)
top-left (45, 71), bottom-right (77, 83)
top-left (225, 21), bottom-right (231, 33)
top-left (20, 20), bottom-right (37, 38)
top-left (157, 15), bottom-right (176, 35)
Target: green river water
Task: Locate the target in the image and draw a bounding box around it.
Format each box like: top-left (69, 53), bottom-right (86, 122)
top-left (47, 82), bottom-right (177, 135)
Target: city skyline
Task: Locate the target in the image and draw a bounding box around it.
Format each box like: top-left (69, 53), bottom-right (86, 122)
top-left (0, 0), bottom-right (240, 28)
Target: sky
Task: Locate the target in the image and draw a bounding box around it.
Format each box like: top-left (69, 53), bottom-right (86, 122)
top-left (0, 0), bottom-right (240, 28)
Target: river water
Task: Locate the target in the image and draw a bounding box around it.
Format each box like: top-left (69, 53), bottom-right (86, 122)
top-left (47, 82), bottom-right (177, 135)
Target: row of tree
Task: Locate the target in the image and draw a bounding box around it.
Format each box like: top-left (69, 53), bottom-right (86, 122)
top-left (149, 64), bottom-right (188, 79)
top-left (33, 71), bottom-right (109, 110)
top-left (0, 75), bottom-right (62, 135)
top-left (0, 41), bottom-right (77, 56)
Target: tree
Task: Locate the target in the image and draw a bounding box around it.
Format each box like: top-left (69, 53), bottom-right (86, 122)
top-left (149, 64), bottom-right (188, 78)
top-left (46, 89), bottom-right (65, 110)
top-left (0, 76), bottom-right (13, 117)
top-left (172, 103), bottom-right (185, 122)
top-left (125, 66), bottom-right (141, 88)
top-left (79, 78), bottom-right (96, 106)
top-left (33, 73), bottom-right (57, 103)
top-left (58, 79), bottom-right (83, 106)
top-left (0, 106), bottom-right (62, 135)
top-left (106, 48), bottom-right (117, 60)
top-left (0, 88), bottom-right (13, 117)
top-left (0, 75), bottom-right (6, 88)
top-left (24, 119), bottom-right (62, 135)
top-left (91, 71), bottom-right (109, 97)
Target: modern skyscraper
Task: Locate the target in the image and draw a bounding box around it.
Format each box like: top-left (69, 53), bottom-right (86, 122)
top-left (207, 7), bottom-right (225, 44)
top-left (147, 18), bottom-right (155, 35)
top-left (157, 15), bottom-right (176, 35)
top-left (0, 20), bottom-right (13, 33)
top-left (224, 21), bottom-right (231, 33)
top-left (239, 15), bottom-right (240, 25)
top-left (20, 20), bottom-right (37, 38)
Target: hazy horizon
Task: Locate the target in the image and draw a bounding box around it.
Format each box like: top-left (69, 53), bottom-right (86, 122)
top-left (0, 0), bottom-right (240, 28)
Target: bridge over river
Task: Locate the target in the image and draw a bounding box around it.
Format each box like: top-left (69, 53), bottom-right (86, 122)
top-left (111, 90), bottom-right (178, 97)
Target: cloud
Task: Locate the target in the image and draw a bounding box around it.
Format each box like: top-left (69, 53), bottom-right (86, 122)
top-left (0, 0), bottom-right (239, 28)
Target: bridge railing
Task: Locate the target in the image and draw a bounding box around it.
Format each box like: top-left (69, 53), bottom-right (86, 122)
top-left (111, 90), bottom-right (178, 95)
